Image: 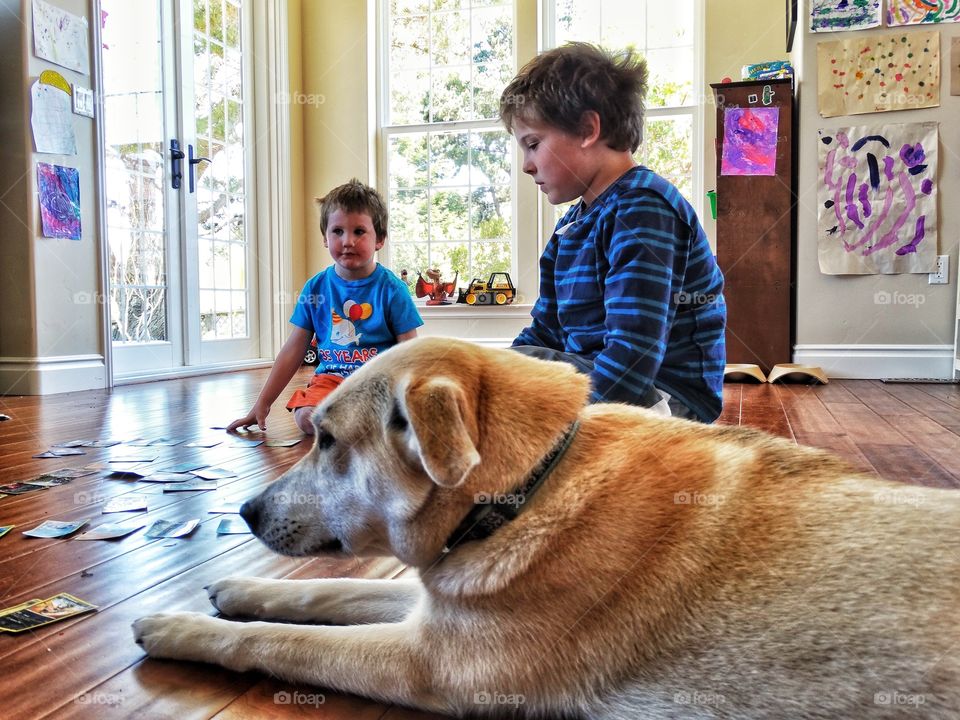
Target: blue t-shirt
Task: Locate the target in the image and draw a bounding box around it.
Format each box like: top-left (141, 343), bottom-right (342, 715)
top-left (290, 264), bottom-right (423, 377)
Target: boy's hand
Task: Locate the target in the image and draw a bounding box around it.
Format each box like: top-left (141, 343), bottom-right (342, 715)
top-left (226, 405), bottom-right (268, 433)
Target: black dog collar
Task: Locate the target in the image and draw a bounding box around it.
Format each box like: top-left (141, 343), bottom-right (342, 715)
top-left (440, 420), bottom-right (580, 555)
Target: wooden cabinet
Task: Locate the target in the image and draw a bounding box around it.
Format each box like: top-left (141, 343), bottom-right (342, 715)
top-left (710, 79), bottom-right (796, 376)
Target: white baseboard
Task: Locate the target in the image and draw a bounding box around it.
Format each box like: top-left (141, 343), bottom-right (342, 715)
top-left (792, 344), bottom-right (956, 379)
top-left (0, 355), bottom-right (107, 395)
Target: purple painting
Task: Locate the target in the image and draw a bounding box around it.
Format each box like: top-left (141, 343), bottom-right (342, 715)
top-left (721, 107), bottom-right (779, 176)
top-left (817, 122), bottom-right (938, 274)
top-left (37, 162), bottom-right (80, 240)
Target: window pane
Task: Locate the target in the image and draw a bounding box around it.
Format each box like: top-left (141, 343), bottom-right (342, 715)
top-left (384, 2), bottom-right (516, 285)
top-left (641, 115), bottom-right (693, 201)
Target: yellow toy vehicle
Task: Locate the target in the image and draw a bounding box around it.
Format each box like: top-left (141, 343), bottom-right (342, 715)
top-left (457, 272), bottom-right (516, 305)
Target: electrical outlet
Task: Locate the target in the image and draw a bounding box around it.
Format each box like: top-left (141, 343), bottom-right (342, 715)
top-left (929, 254), bottom-right (949, 285)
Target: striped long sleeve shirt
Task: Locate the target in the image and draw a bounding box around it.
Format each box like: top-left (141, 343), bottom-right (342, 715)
top-left (514, 166), bottom-right (727, 422)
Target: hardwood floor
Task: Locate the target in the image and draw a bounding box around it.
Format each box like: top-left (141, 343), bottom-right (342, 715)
top-left (1, 370), bottom-right (958, 719)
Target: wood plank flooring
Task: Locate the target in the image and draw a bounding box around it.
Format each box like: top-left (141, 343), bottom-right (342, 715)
top-left (1, 370), bottom-right (958, 719)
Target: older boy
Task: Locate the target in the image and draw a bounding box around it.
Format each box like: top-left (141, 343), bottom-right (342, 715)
top-left (500, 43), bottom-right (726, 422)
top-left (227, 180), bottom-right (422, 435)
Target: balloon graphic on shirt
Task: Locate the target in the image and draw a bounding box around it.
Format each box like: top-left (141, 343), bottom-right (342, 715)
top-left (329, 299), bottom-right (373, 347)
top-left (342, 300), bottom-right (373, 322)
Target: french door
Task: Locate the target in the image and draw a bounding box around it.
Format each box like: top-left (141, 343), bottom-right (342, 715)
top-left (100, 0), bottom-right (259, 379)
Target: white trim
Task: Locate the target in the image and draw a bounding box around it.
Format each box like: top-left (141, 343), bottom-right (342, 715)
top-left (416, 303), bottom-right (533, 320)
top-left (0, 356), bottom-right (108, 396)
top-left (792, 344), bottom-right (955, 380)
top-left (113, 358), bottom-right (273, 385)
top-left (92, 0), bottom-right (113, 390)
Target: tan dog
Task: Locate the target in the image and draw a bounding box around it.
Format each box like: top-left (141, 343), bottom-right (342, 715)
top-left (133, 338), bottom-right (960, 718)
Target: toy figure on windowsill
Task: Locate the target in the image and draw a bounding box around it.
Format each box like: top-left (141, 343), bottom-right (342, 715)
top-left (415, 268), bottom-right (459, 305)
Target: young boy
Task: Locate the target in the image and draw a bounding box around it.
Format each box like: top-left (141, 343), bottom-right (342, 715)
top-left (500, 43), bottom-right (726, 423)
top-left (227, 180), bottom-right (422, 435)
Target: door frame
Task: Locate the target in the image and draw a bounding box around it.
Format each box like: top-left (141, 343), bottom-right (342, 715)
top-left (93, 0), bottom-right (293, 385)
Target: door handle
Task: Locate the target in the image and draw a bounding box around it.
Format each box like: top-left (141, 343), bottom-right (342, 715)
top-left (170, 139), bottom-right (185, 190)
top-left (188, 144), bottom-right (212, 194)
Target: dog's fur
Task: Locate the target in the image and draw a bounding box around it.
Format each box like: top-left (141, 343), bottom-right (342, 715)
top-left (133, 338), bottom-right (960, 718)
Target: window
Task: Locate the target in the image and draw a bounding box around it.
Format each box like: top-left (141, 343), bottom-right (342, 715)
top-left (550, 0), bottom-right (701, 207)
top-left (381, 0), bottom-right (516, 289)
top-left (379, 0), bottom-right (702, 294)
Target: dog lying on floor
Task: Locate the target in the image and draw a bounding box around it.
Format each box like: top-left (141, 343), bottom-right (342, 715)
top-left (133, 338), bottom-right (960, 718)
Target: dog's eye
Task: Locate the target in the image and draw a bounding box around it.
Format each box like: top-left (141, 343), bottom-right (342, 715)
top-left (389, 403), bottom-right (408, 433)
top-left (316, 430), bottom-right (335, 450)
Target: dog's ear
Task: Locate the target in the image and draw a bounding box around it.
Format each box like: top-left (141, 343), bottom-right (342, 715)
top-left (403, 377), bottom-right (480, 488)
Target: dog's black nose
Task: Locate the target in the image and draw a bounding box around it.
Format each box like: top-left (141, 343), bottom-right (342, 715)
top-left (239, 500), bottom-right (260, 533)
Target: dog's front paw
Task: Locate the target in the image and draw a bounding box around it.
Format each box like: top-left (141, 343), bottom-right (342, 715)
top-left (206, 576), bottom-right (303, 620)
top-left (132, 612), bottom-right (244, 668)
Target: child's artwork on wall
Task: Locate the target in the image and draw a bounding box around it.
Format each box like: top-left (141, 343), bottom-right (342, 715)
top-left (887, 0), bottom-right (960, 25)
top-left (721, 107), bottom-right (779, 176)
top-left (810, 0), bottom-right (881, 32)
top-left (952, 36), bottom-right (960, 95)
top-left (817, 122), bottom-right (938, 274)
top-left (817, 31), bottom-right (940, 117)
top-left (30, 79), bottom-right (76, 155)
top-left (37, 163), bottom-right (81, 241)
top-left (32, 0), bottom-right (89, 75)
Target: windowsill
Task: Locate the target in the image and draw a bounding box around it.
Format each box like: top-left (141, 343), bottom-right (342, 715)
top-left (415, 303), bottom-right (534, 319)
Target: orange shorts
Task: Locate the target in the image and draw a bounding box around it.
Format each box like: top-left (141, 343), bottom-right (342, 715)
top-left (285, 373), bottom-right (345, 411)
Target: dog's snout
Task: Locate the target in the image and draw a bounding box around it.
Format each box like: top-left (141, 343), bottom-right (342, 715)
top-left (239, 500), bottom-right (260, 533)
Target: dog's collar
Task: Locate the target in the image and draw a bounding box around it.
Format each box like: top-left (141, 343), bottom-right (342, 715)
top-left (440, 420), bottom-right (580, 555)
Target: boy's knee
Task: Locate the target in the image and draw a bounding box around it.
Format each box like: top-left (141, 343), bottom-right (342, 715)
top-left (294, 407), bottom-right (316, 435)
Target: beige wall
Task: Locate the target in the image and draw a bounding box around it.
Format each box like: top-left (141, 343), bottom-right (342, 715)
top-left (791, 22), bottom-right (959, 365)
top-left (0, 0), bottom-right (106, 393)
top-left (702, 0), bottom-right (788, 246)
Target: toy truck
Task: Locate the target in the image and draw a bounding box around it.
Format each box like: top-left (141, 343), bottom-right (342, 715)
top-left (457, 272), bottom-right (516, 305)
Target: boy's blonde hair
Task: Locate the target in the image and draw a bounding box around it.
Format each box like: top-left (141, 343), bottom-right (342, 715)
top-left (499, 42), bottom-right (649, 153)
top-left (315, 179), bottom-right (389, 241)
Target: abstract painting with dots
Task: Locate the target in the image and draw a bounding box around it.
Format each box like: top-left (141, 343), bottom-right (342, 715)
top-left (887, 0), bottom-right (960, 25)
top-left (816, 31), bottom-right (940, 117)
top-left (817, 122), bottom-right (938, 274)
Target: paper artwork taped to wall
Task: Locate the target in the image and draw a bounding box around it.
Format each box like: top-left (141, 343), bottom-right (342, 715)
top-left (887, 0), bottom-right (960, 25)
top-left (952, 36), bottom-right (960, 95)
top-left (32, 0), bottom-right (89, 75)
top-left (817, 122), bottom-right (938, 275)
top-left (810, 0), bottom-right (881, 32)
top-left (721, 107), bottom-right (779, 176)
top-left (31, 81), bottom-right (76, 155)
top-left (816, 31), bottom-right (940, 117)
top-left (37, 163), bottom-right (81, 241)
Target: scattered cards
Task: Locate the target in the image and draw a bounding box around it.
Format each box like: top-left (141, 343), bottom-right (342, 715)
top-left (34, 448), bottom-right (85, 458)
top-left (227, 437), bottom-right (264, 448)
top-left (208, 502), bottom-right (242, 514)
top-left (0, 592), bottom-right (97, 632)
top-left (75, 521), bottom-right (146, 540)
top-left (163, 479), bottom-right (217, 492)
top-left (160, 461), bottom-right (209, 473)
top-left (182, 439), bottom-right (222, 448)
top-left (84, 439), bottom-right (122, 448)
top-left (22, 519), bottom-right (89, 538)
top-left (191, 467), bottom-right (236, 480)
top-left (28, 475), bottom-right (74, 487)
top-left (0, 482), bottom-right (46, 495)
top-left (266, 438), bottom-right (303, 448)
top-left (140, 472), bottom-right (195, 483)
top-left (102, 495), bottom-right (149, 513)
top-left (216, 517), bottom-right (251, 535)
top-left (0, 525), bottom-right (13, 539)
top-left (144, 519), bottom-right (199, 538)
top-left (108, 452), bottom-right (159, 463)
top-left (53, 439), bottom-right (89, 448)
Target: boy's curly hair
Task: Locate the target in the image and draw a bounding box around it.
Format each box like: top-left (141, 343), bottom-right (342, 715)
top-left (499, 42), bottom-right (649, 153)
top-left (315, 179), bottom-right (389, 241)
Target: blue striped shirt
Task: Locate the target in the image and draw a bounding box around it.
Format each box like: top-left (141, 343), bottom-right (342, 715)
top-left (514, 166), bottom-right (726, 422)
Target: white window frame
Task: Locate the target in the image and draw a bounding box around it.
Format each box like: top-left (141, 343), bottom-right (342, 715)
top-left (373, 0), bottom-right (704, 328)
top-left (540, 0), bottom-right (705, 219)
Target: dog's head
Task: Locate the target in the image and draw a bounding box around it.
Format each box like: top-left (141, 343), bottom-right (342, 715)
top-left (240, 338), bottom-right (589, 567)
